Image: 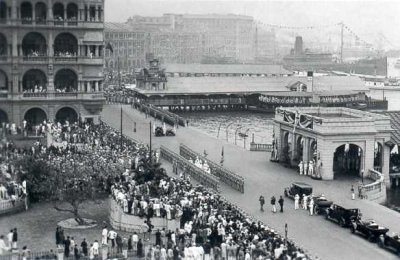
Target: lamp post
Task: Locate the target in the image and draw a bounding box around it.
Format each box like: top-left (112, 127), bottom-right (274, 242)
top-left (243, 128), bottom-right (254, 149)
top-left (235, 126), bottom-right (244, 145)
top-left (225, 122), bottom-right (236, 141)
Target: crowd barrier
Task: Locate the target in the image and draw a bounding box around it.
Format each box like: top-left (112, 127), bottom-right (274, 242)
top-left (133, 102), bottom-right (186, 127)
top-left (179, 144), bottom-right (244, 193)
top-left (159, 146), bottom-right (220, 192)
top-left (0, 198), bottom-right (27, 216)
top-left (249, 143), bottom-right (273, 152)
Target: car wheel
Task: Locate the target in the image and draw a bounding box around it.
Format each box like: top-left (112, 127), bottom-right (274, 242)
top-left (350, 226), bottom-right (355, 233)
top-left (325, 213), bottom-right (329, 220)
top-left (378, 240), bottom-right (384, 248)
top-left (368, 233), bottom-right (374, 242)
top-left (315, 207), bottom-right (319, 215)
top-left (340, 218), bottom-right (346, 227)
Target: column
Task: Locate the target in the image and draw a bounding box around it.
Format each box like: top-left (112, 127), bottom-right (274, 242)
top-left (364, 140), bottom-right (375, 177)
top-left (48, 31), bottom-right (53, 56)
top-left (32, 7), bottom-right (36, 24)
top-left (318, 139), bottom-right (334, 180)
top-left (95, 81), bottom-right (99, 92)
top-left (86, 6), bottom-right (89, 21)
top-left (64, 5), bottom-right (67, 21)
top-left (290, 133), bottom-right (297, 166)
top-left (94, 5), bottom-right (98, 21)
top-left (382, 144), bottom-right (391, 188)
top-left (302, 137), bottom-right (310, 163)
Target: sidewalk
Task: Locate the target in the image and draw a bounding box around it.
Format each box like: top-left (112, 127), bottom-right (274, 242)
top-left (102, 104), bottom-right (399, 260)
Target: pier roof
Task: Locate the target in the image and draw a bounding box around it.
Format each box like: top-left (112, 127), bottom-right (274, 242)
top-left (135, 76), bottom-right (367, 95)
top-left (164, 63), bottom-right (292, 75)
top-left (379, 111), bottom-right (400, 145)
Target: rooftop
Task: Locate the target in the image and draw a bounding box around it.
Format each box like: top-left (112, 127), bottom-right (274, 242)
top-left (136, 75), bottom-right (367, 95)
top-left (165, 63), bottom-right (291, 75)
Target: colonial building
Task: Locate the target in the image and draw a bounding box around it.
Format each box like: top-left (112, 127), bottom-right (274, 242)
top-left (0, 0), bottom-right (105, 127)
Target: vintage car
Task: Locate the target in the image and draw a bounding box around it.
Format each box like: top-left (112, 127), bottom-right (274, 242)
top-left (155, 127), bottom-right (175, 137)
top-left (325, 204), bottom-right (360, 227)
top-left (312, 195), bottom-right (333, 215)
top-left (379, 233), bottom-right (400, 255)
top-left (165, 129), bottom-right (175, 136)
top-left (350, 218), bottom-right (389, 242)
top-left (284, 182), bottom-right (313, 199)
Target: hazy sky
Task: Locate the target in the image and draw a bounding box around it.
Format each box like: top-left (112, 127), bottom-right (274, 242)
top-left (104, 0), bottom-right (400, 49)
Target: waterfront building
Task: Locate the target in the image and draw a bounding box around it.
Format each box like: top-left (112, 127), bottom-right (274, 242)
top-left (0, 0), bottom-right (105, 126)
top-left (273, 107), bottom-right (392, 202)
top-left (104, 22), bottom-right (148, 71)
top-left (135, 59), bottom-right (167, 90)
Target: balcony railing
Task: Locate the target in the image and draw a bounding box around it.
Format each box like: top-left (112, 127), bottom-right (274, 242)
top-left (22, 56), bottom-right (48, 62)
top-left (21, 92), bottom-right (105, 100)
top-left (22, 92), bottom-right (48, 98)
top-left (0, 93), bottom-right (8, 98)
top-left (54, 56), bottom-right (78, 62)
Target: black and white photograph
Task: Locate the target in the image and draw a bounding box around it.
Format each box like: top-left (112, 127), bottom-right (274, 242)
top-left (1, 0), bottom-right (400, 259)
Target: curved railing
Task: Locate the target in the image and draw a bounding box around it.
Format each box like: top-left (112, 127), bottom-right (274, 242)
top-left (0, 198), bottom-right (27, 216)
top-left (362, 169), bottom-right (386, 203)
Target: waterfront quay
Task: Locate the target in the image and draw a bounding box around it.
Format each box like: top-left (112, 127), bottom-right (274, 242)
top-left (102, 104), bottom-right (399, 260)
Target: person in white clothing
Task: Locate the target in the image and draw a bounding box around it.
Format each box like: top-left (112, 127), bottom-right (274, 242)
top-left (298, 161), bottom-right (303, 175)
top-left (132, 232), bottom-right (139, 251)
top-left (309, 198), bottom-right (315, 216)
top-left (0, 235), bottom-right (10, 255)
top-left (101, 226), bottom-right (108, 245)
top-left (294, 194), bottom-right (300, 210)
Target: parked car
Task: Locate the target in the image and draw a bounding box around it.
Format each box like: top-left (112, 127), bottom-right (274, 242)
top-left (155, 127), bottom-right (164, 137)
top-left (325, 204), bottom-right (359, 227)
top-left (312, 195), bottom-right (333, 215)
top-left (379, 233), bottom-right (400, 255)
top-left (284, 182), bottom-right (312, 199)
top-left (350, 218), bottom-right (389, 242)
top-left (165, 129), bottom-right (175, 136)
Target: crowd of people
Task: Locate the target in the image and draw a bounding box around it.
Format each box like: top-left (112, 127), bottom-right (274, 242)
top-left (0, 117), bottom-right (311, 259)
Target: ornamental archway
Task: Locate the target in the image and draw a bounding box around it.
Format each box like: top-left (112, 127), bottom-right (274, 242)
top-left (22, 32), bottom-right (47, 56)
top-left (333, 144), bottom-right (363, 178)
top-left (22, 69), bottom-right (47, 92)
top-left (54, 69), bottom-right (78, 92)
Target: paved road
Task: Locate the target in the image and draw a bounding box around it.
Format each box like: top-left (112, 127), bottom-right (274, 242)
top-left (102, 104), bottom-right (399, 260)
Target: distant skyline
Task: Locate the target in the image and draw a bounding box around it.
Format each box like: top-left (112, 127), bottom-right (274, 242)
top-left (104, 0), bottom-right (400, 50)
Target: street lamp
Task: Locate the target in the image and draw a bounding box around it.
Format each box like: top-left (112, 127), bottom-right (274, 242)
top-left (235, 126), bottom-right (244, 145)
top-left (225, 122), bottom-right (236, 141)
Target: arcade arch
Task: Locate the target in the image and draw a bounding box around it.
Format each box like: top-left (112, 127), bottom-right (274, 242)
top-left (0, 109), bottom-right (8, 124)
top-left (54, 33), bottom-right (78, 56)
top-left (22, 69), bottom-right (47, 92)
top-left (35, 2), bottom-right (47, 23)
top-left (55, 107), bottom-right (78, 124)
top-left (333, 143), bottom-right (363, 178)
top-left (66, 3), bottom-right (78, 20)
top-left (21, 2), bottom-right (33, 21)
top-left (24, 107), bottom-right (47, 127)
top-left (0, 70), bottom-right (8, 91)
top-left (0, 1), bottom-right (6, 21)
top-left (54, 69), bottom-right (78, 92)
top-left (22, 32), bottom-right (47, 56)
top-left (53, 3), bottom-right (64, 21)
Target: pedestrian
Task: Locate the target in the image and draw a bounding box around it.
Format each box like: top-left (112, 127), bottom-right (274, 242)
top-left (137, 239), bottom-right (143, 257)
top-left (55, 227), bottom-right (61, 246)
top-left (101, 225), bottom-right (108, 245)
top-left (74, 244), bottom-right (80, 259)
top-left (259, 195), bottom-right (265, 211)
top-left (270, 196), bottom-right (276, 213)
top-left (351, 185), bottom-right (355, 200)
top-left (7, 230), bottom-right (13, 249)
top-left (132, 232), bottom-right (139, 251)
top-left (309, 198), bottom-right (314, 216)
top-left (116, 234), bottom-right (123, 253)
top-left (64, 236), bottom-right (71, 257)
top-left (294, 194), bottom-right (300, 210)
top-left (156, 229), bottom-right (162, 246)
top-left (278, 196), bottom-right (284, 213)
top-left (108, 230), bottom-right (117, 248)
top-left (81, 238), bottom-right (88, 256)
top-left (302, 194), bottom-right (308, 210)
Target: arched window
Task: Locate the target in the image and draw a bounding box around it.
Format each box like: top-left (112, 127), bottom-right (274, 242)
top-left (0, 70), bottom-right (7, 91)
top-left (54, 69), bottom-right (78, 92)
top-left (22, 32), bottom-right (47, 56)
top-left (54, 33), bottom-right (78, 56)
top-left (0, 33), bottom-right (6, 56)
top-left (35, 2), bottom-right (47, 24)
top-left (22, 69), bottom-right (47, 92)
top-left (66, 3), bottom-right (78, 21)
top-left (56, 107), bottom-right (78, 123)
top-left (53, 3), bottom-right (64, 21)
top-left (0, 1), bottom-right (7, 22)
top-left (21, 2), bottom-right (33, 23)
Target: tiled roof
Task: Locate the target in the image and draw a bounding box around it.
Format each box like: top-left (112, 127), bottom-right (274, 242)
top-left (379, 111), bottom-right (400, 145)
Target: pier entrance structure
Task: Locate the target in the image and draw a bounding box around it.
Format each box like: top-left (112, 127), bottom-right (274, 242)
top-left (273, 107), bottom-right (392, 184)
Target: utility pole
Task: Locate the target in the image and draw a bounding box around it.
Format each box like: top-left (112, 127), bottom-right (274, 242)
top-left (118, 56), bottom-right (121, 90)
top-left (340, 22), bottom-right (344, 64)
top-left (149, 121), bottom-right (152, 163)
top-left (120, 106), bottom-right (123, 150)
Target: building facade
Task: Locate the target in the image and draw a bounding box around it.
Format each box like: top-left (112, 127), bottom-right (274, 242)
top-left (105, 13), bottom-right (257, 71)
top-left (0, 0), bottom-right (105, 127)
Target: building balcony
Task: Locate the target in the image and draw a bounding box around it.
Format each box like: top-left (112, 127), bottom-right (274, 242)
top-left (0, 19), bottom-right (104, 29)
top-left (0, 55), bottom-right (104, 65)
top-left (20, 92), bottom-right (105, 100)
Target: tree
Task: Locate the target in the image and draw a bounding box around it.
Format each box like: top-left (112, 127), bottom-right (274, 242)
top-left (51, 155), bottom-right (110, 225)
